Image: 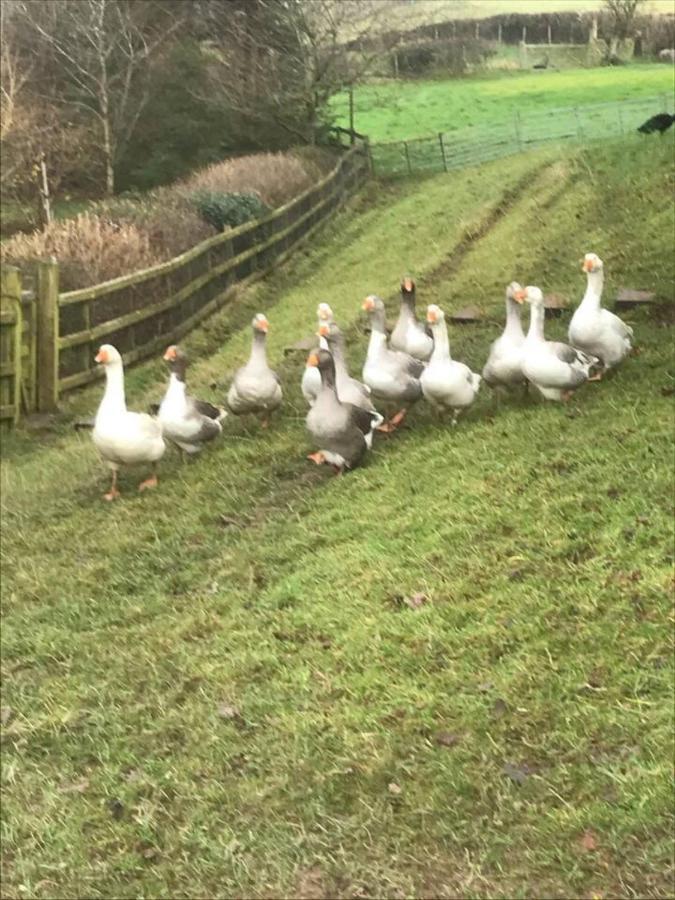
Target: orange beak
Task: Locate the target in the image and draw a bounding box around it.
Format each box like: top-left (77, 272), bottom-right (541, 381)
top-left (426, 310), bottom-right (437, 324)
top-left (306, 352), bottom-right (319, 367)
top-left (318, 324), bottom-right (329, 337)
top-left (514, 289), bottom-right (526, 304)
top-left (362, 297), bottom-right (374, 311)
top-left (95, 348), bottom-right (108, 364)
top-left (256, 318), bottom-right (269, 333)
top-left (402, 277), bottom-right (414, 292)
top-left (582, 259), bottom-right (594, 272)
top-left (163, 345), bottom-right (177, 361)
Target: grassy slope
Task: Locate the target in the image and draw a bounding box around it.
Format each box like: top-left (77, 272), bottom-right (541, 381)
top-left (331, 66), bottom-right (674, 142)
top-left (1, 136), bottom-right (673, 900)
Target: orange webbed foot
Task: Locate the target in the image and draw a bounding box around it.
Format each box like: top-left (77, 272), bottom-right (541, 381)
top-left (307, 452), bottom-right (325, 465)
top-left (138, 475), bottom-right (158, 492)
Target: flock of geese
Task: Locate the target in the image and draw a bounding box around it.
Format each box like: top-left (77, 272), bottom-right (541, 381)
top-left (90, 252), bottom-right (634, 499)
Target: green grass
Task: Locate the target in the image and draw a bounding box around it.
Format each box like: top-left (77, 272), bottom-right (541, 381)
top-left (2, 136), bottom-right (674, 899)
top-left (332, 65), bottom-right (674, 142)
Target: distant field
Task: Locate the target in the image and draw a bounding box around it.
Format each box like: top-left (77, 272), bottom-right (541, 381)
top-left (332, 65), bottom-right (674, 142)
top-left (337, 0), bottom-right (674, 40)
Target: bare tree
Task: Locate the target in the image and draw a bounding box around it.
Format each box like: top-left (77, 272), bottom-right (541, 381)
top-left (18, 0), bottom-right (186, 195)
top-left (196, 0), bottom-right (396, 146)
top-left (604, 0), bottom-right (644, 57)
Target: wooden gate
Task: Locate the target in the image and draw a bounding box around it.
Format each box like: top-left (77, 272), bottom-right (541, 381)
top-left (0, 266), bottom-right (37, 428)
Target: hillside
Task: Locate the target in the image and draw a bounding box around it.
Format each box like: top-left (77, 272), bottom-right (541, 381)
top-left (2, 135), bottom-right (673, 899)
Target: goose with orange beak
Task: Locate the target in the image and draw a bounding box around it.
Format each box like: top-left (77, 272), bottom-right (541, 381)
top-left (318, 321), bottom-right (383, 431)
top-left (421, 304), bottom-right (481, 424)
top-left (391, 276), bottom-right (433, 361)
top-left (515, 286), bottom-right (597, 402)
top-left (305, 348), bottom-right (380, 473)
top-left (227, 313), bottom-right (282, 426)
top-left (482, 282), bottom-right (527, 390)
top-left (361, 294), bottom-right (423, 432)
top-left (568, 252), bottom-right (633, 379)
top-left (301, 303), bottom-right (333, 407)
top-left (158, 345), bottom-right (227, 455)
top-left (92, 344), bottom-right (165, 500)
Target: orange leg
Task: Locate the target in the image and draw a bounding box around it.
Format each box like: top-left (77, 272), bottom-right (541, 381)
top-left (630, 346), bottom-right (641, 357)
top-left (377, 409), bottom-right (407, 433)
top-left (104, 469), bottom-right (120, 501)
top-left (307, 451), bottom-right (325, 465)
top-left (261, 416), bottom-right (270, 429)
top-left (138, 468), bottom-right (159, 492)
top-left (561, 390), bottom-right (574, 403)
top-left (332, 465), bottom-right (343, 476)
top-left (587, 371), bottom-right (604, 382)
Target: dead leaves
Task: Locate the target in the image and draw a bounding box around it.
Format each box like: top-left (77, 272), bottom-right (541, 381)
top-left (579, 829), bottom-right (599, 852)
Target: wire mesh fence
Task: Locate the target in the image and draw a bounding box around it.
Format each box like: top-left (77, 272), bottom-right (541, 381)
top-left (369, 94), bottom-right (674, 177)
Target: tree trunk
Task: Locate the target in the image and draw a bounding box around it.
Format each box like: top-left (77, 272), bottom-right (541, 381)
top-left (102, 114), bottom-right (115, 195)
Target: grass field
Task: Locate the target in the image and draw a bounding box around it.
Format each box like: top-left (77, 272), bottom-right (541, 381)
top-left (332, 65), bottom-right (674, 142)
top-left (2, 135), bottom-right (674, 899)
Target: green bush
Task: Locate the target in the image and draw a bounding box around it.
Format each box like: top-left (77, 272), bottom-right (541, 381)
top-left (192, 191), bottom-right (270, 231)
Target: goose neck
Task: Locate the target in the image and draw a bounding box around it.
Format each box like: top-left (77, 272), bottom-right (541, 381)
top-left (526, 303), bottom-right (546, 342)
top-left (99, 361), bottom-right (127, 416)
top-left (581, 270), bottom-right (604, 310)
top-left (430, 320), bottom-right (451, 361)
top-left (249, 330), bottom-right (268, 365)
top-left (504, 297), bottom-right (525, 338)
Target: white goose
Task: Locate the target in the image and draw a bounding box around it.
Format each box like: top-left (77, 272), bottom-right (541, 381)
top-left (482, 282), bottom-right (526, 390)
top-left (92, 344), bottom-right (165, 500)
top-left (568, 252), bottom-right (633, 379)
top-left (301, 302), bottom-right (333, 406)
top-left (421, 305), bottom-right (481, 424)
top-left (516, 286), bottom-right (597, 402)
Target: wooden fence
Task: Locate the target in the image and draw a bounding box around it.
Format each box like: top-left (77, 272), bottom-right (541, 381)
top-left (0, 143), bottom-right (368, 425)
top-left (369, 94), bottom-right (674, 177)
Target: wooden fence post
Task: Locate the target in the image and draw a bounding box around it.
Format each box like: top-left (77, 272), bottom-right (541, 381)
top-left (403, 141), bottom-right (412, 176)
top-left (514, 110), bottom-right (523, 150)
top-left (438, 132), bottom-right (448, 172)
top-left (574, 107), bottom-right (583, 138)
top-left (37, 256), bottom-right (59, 412)
top-left (1, 266), bottom-right (23, 426)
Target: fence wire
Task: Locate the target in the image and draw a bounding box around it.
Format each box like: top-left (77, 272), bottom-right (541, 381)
top-left (369, 94), bottom-right (674, 177)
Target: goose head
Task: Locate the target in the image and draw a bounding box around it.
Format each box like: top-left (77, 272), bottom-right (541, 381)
top-left (317, 320), bottom-right (342, 347)
top-left (306, 347), bottom-right (336, 386)
top-left (506, 281), bottom-right (523, 301)
top-left (362, 294), bottom-right (387, 333)
top-left (582, 253), bottom-right (603, 274)
top-left (317, 302), bottom-right (333, 323)
top-left (163, 344), bottom-right (188, 381)
top-left (426, 304), bottom-right (445, 326)
top-left (514, 286), bottom-right (544, 307)
top-left (252, 313), bottom-right (269, 334)
top-left (95, 344), bottom-right (122, 366)
top-left (401, 276), bottom-right (416, 298)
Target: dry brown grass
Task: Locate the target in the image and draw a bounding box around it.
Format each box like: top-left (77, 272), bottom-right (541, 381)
top-left (2, 149), bottom-right (334, 290)
top-left (0, 214), bottom-right (163, 292)
top-left (176, 151), bottom-right (325, 208)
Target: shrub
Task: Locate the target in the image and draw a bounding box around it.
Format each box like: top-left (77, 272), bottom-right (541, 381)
top-left (88, 193), bottom-right (216, 258)
top-left (192, 191), bottom-right (270, 231)
top-left (176, 151), bottom-right (324, 209)
top-left (0, 214), bottom-right (163, 292)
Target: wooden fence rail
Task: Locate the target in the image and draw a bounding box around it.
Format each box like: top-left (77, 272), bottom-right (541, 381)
top-left (0, 143), bottom-right (368, 425)
top-left (369, 94), bottom-right (673, 177)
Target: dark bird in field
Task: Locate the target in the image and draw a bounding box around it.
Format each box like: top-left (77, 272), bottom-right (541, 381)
top-left (637, 113), bottom-right (674, 135)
